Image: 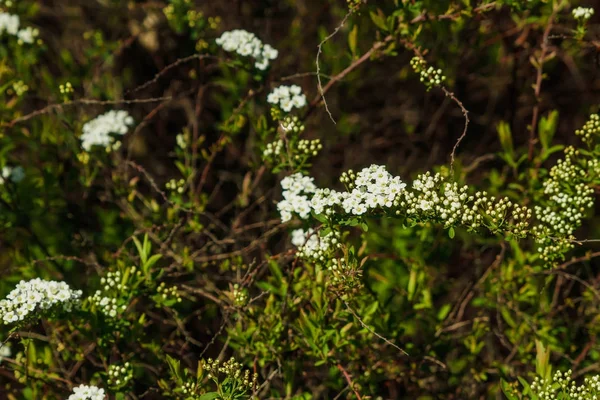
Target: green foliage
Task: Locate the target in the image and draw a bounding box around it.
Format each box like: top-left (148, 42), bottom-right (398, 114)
top-left (2, 0), bottom-right (600, 399)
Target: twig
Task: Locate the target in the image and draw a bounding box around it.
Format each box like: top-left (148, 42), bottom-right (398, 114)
top-left (337, 363), bottom-right (362, 400)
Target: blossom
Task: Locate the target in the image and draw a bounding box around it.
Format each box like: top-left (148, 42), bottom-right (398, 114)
top-left (0, 278), bottom-right (82, 325)
top-left (0, 342), bottom-right (10, 363)
top-left (0, 12), bottom-right (38, 44)
top-left (291, 228), bottom-right (339, 260)
top-left (0, 12), bottom-right (19, 35)
top-left (215, 29), bottom-right (278, 70)
top-left (67, 384), bottom-right (106, 400)
top-left (80, 110), bottom-right (134, 151)
top-left (0, 165), bottom-right (24, 184)
top-left (16, 26), bottom-right (38, 44)
top-left (573, 7), bottom-right (594, 21)
top-left (277, 173), bottom-right (317, 222)
top-left (267, 85), bottom-right (307, 112)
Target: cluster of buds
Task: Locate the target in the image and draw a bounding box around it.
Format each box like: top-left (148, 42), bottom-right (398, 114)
top-left (572, 7), bottom-right (594, 21)
top-left (204, 357), bottom-right (258, 391)
top-left (157, 282), bottom-right (182, 304)
top-left (11, 80), bottom-right (28, 96)
top-left (296, 139), bottom-right (322, 158)
top-left (107, 362), bottom-right (133, 389)
top-left (262, 139), bottom-right (283, 158)
top-left (410, 57), bottom-right (446, 91)
top-left (166, 178), bottom-right (185, 194)
top-left (575, 113), bottom-right (600, 146)
top-left (280, 115), bottom-right (305, 133)
top-left (231, 284), bottom-right (248, 307)
top-left (59, 82), bottom-right (74, 98)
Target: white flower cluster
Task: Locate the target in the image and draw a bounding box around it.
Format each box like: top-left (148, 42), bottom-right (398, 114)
top-left (81, 110), bottom-right (134, 152)
top-left (67, 384), bottom-right (106, 400)
top-left (396, 172), bottom-right (531, 236)
top-left (0, 12), bottom-right (39, 44)
top-left (0, 165), bottom-right (24, 185)
top-left (312, 165), bottom-right (407, 216)
top-left (573, 7), bottom-right (594, 21)
top-left (533, 146), bottom-right (595, 261)
top-left (291, 228), bottom-right (340, 260)
top-left (531, 370), bottom-right (600, 400)
top-left (277, 173), bottom-right (317, 222)
top-left (267, 85), bottom-right (307, 112)
top-left (215, 29), bottom-right (278, 70)
top-left (0, 279), bottom-right (82, 325)
top-left (410, 57), bottom-right (446, 91)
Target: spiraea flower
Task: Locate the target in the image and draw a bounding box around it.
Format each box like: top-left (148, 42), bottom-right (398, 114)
top-left (277, 173), bottom-right (317, 222)
top-left (267, 85), bottom-right (307, 112)
top-left (0, 165), bottom-right (24, 184)
top-left (0, 12), bottom-right (39, 44)
top-left (80, 110), bottom-right (134, 152)
top-left (0, 278), bottom-right (82, 325)
top-left (215, 29), bottom-right (278, 70)
top-left (67, 384), bottom-right (106, 400)
top-left (573, 7), bottom-right (594, 21)
top-left (291, 228), bottom-right (340, 261)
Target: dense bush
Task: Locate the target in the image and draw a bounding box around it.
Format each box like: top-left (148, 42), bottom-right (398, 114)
top-left (2, 0), bottom-right (600, 398)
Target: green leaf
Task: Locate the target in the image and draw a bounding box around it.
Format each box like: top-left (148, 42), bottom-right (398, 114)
top-left (538, 110), bottom-right (559, 150)
top-left (348, 25), bottom-right (358, 57)
top-left (198, 393), bottom-right (220, 400)
top-left (448, 227), bottom-right (455, 239)
top-left (370, 10), bottom-right (389, 32)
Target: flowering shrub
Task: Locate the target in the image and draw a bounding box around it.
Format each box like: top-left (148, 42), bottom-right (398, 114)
top-left (4, 0), bottom-right (600, 399)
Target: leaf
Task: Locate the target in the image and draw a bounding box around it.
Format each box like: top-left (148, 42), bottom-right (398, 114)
top-left (448, 227), bottom-right (455, 239)
top-left (370, 10), bottom-right (388, 32)
top-left (348, 25), bottom-right (358, 57)
top-left (538, 110), bottom-right (559, 150)
top-left (132, 236), bottom-right (146, 264)
top-left (198, 393), bottom-right (220, 400)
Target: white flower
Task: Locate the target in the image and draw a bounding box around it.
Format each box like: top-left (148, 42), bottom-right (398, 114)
top-left (215, 29), bottom-right (278, 70)
top-left (267, 85), bottom-right (307, 112)
top-left (573, 7), bottom-right (594, 21)
top-left (16, 26), bottom-right (38, 44)
top-left (290, 228), bottom-right (339, 259)
top-left (68, 384), bottom-right (106, 400)
top-left (0, 12), bottom-right (19, 36)
top-left (81, 110), bottom-right (134, 151)
top-left (0, 342), bottom-right (11, 363)
top-left (0, 279), bottom-right (82, 325)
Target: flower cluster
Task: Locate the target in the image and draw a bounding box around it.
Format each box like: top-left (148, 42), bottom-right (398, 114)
top-left (0, 165), bottom-right (24, 185)
top-left (166, 178), bottom-right (186, 194)
top-left (0, 12), bottom-right (39, 44)
top-left (67, 384), bottom-right (106, 400)
top-left (80, 110), bottom-right (134, 152)
top-left (573, 7), bottom-right (594, 21)
top-left (296, 139), bottom-right (322, 158)
top-left (0, 279), bottom-right (82, 325)
top-left (277, 173), bottom-right (317, 222)
top-left (280, 115), bottom-right (305, 133)
top-left (204, 357), bottom-right (258, 391)
top-left (311, 165), bottom-right (407, 216)
top-left (575, 113), bottom-right (599, 146)
top-left (262, 139), bottom-right (283, 159)
top-left (410, 57), bottom-right (446, 91)
top-left (215, 29), bottom-right (278, 70)
top-left (267, 85), bottom-right (307, 112)
top-left (291, 228), bottom-right (340, 261)
top-left (231, 284), bottom-right (248, 306)
top-left (156, 282), bottom-right (182, 304)
top-left (530, 369), bottom-right (600, 400)
top-left (107, 362), bottom-right (133, 388)
top-left (89, 270), bottom-right (128, 318)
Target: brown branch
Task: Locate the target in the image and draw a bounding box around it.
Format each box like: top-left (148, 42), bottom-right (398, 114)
top-left (337, 363), bottom-right (362, 400)
top-left (528, 8), bottom-right (557, 161)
